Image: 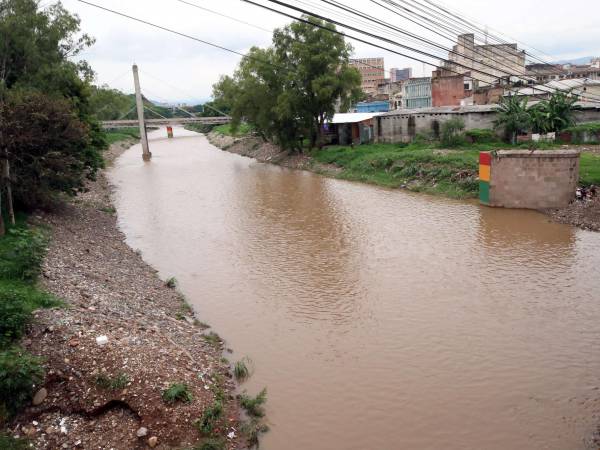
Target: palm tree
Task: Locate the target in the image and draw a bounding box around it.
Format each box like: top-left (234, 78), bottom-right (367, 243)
top-left (494, 94), bottom-right (531, 144)
top-left (532, 91), bottom-right (579, 133)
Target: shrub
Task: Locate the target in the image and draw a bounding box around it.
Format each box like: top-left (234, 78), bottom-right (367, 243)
top-left (441, 118), bottom-right (466, 147)
top-left (239, 388), bottom-right (267, 418)
top-left (0, 347), bottom-right (44, 417)
top-left (165, 277), bottom-right (177, 288)
top-left (162, 383), bottom-right (193, 404)
top-left (464, 129), bottom-right (498, 144)
top-left (0, 433), bottom-right (30, 449)
top-left (202, 332), bottom-right (222, 347)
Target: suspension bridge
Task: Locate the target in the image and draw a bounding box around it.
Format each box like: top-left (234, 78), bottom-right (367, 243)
top-left (101, 64), bottom-right (230, 161)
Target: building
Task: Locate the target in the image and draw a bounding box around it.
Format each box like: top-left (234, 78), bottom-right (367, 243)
top-left (390, 67), bottom-right (412, 82)
top-left (510, 78), bottom-right (600, 102)
top-left (431, 72), bottom-right (471, 107)
top-left (327, 112), bottom-right (384, 145)
top-left (375, 80), bottom-right (404, 109)
top-left (373, 103), bottom-right (600, 144)
top-left (403, 77), bottom-right (432, 109)
top-left (441, 34), bottom-right (526, 87)
top-left (355, 100), bottom-right (390, 113)
top-left (525, 63), bottom-right (600, 84)
top-left (350, 57), bottom-right (385, 95)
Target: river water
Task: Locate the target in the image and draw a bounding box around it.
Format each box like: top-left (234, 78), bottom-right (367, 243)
top-left (111, 127), bottom-right (600, 450)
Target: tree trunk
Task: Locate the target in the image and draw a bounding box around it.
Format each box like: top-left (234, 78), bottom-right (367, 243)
top-left (0, 186), bottom-right (5, 236)
top-left (2, 152), bottom-right (14, 226)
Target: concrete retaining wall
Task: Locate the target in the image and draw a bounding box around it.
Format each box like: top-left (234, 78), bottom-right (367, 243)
top-left (479, 150), bottom-right (580, 209)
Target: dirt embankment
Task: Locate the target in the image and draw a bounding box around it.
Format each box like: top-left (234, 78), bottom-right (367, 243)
top-left (207, 132), bottom-right (341, 175)
top-left (208, 131), bottom-right (600, 232)
top-left (11, 140), bottom-right (241, 449)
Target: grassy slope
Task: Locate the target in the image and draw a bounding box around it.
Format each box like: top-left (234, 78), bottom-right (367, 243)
top-left (312, 142), bottom-right (600, 199)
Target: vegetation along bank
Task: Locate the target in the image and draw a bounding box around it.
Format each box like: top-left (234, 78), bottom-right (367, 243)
top-left (199, 124), bottom-right (600, 232)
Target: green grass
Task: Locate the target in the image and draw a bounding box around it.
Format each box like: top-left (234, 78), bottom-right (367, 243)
top-left (162, 383), bottom-right (193, 404)
top-left (202, 332), bottom-right (222, 348)
top-left (213, 123), bottom-right (252, 137)
top-left (311, 139), bottom-right (598, 199)
top-left (233, 358), bottom-right (251, 382)
top-left (0, 433), bottom-right (30, 449)
top-left (580, 152), bottom-right (600, 186)
top-left (196, 400), bottom-right (223, 435)
top-left (103, 127), bottom-right (140, 145)
top-left (0, 221), bottom-right (63, 419)
top-left (313, 143), bottom-right (481, 199)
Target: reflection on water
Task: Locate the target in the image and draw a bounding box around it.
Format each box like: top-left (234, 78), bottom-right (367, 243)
top-left (111, 128), bottom-right (600, 450)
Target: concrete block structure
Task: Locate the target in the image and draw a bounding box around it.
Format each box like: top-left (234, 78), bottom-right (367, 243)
top-left (479, 150), bottom-right (580, 209)
top-left (350, 57), bottom-right (385, 96)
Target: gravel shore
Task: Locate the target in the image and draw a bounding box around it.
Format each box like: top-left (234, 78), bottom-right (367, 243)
top-left (11, 140), bottom-right (241, 449)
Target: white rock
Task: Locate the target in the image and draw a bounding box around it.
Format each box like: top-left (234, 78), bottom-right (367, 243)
top-left (227, 431), bottom-right (236, 439)
top-left (136, 427), bottom-right (148, 437)
top-left (96, 335), bottom-right (109, 346)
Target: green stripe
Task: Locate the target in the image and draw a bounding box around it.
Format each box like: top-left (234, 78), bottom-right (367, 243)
top-left (479, 181), bottom-right (490, 204)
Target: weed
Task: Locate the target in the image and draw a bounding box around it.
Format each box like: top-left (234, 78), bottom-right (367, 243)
top-left (197, 400), bottom-right (223, 435)
top-left (162, 383), bottom-right (193, 404)
top-left (233, 358), bottom-right (252, 382)
top-left (239, 388), bottom-right (267, 418)
top-left (241, 418), bottom-right (269, 449)
top-left (95, 372), bottom-right (129, 390)
top-left (202, 332), bottom-right (222, 347)
top-left (210, 373), bottom-right (226, 403)
top-left (195, 320), bottom-right (210, 330)
top-left (0, 433), bottom-right (30, 449)
top-left (0, 347), bottom-right (44, 417)
top-left (99, 206), bottom-right (116, 214)
top-left (165, 277), bottom-right (177, 289)
top-left (195, 438), bottom-right (226, 450)
top-left (0, 226), bottom-right (47, 281)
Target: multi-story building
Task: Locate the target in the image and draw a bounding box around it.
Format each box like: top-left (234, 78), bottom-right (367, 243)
top-left (525, 63), bottom-right (600, 83)
top-left (403, 77), bottom-right (432, 109)
top-left (440, 34), bottom-right (526, 87)
top-left (350, 57), bottom-right (385, 95)
top-left (390, 67), bottom-right (412, 83)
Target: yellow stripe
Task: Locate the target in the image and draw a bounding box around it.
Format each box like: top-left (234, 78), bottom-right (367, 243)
top-left (479, 164), bottom-right (490, 182)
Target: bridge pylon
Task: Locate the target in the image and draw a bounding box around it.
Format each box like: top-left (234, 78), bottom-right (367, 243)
top-left (132, 64), bottom-right (151, 161)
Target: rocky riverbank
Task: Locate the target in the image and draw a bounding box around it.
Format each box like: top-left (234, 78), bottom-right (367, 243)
top-left (10, 140), bottom-right (241, 449)
top-left (207, 131), bottom-right (600, 232)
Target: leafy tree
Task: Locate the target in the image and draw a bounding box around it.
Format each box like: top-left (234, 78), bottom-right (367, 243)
top-left (0, 0), bottom-right (106, 222)
top-left (0, 91), bottom-right (101, 208)
top-left (529, 91), bottom-right (579, 133)
top-left (213, 16), bottom-right (362, 151)
top-left (494, 95), bottom-right (531, 144)
top-left (88, 85), bottom-right (135, 121)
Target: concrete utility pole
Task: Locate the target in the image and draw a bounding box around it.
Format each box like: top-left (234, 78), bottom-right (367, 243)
top-left (132, 64), bottom-right (151, 161)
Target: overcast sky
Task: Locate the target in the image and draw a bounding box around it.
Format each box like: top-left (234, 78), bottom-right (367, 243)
top-left (60, 0), bottom-right (600, 103)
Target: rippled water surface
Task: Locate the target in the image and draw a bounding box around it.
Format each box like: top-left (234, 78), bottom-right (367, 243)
top-left (111, 128), bottom-right (600, 450)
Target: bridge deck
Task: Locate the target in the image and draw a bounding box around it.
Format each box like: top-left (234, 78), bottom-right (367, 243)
top-left (102, 117), bottom-right (230, 128)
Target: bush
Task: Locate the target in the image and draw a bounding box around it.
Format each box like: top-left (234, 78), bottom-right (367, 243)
top-left (441, 118), bottom-right (466, 147)
top-left (0, 296), bottom-right (31, 346)
top-left (0, 433), bottom-right (30, 449)
top-left (0, 347), bottom-right (44, 417)
top-left (0, 91), bottom-right (105, 209)
top-left (464, 129), bottom-right (498, 144)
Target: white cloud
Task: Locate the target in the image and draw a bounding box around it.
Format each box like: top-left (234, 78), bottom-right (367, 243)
top-left (61, 0), bottom-right (600, 102)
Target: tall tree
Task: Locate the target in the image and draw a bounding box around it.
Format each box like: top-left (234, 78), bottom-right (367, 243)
top-left (0, 0), bottom-right (104, 227)
top-left (213, 16), bottom-right (361, 151)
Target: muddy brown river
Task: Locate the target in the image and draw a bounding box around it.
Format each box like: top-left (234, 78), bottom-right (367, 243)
top-left (111, 127), bottom-right (600, 450)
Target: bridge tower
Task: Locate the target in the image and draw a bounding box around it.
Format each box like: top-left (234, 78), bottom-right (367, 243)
top-left (132, 64), bottom-right (151, 161)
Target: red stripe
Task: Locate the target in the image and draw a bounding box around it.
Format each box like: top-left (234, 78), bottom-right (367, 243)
top-left (479, 152), bottom-right (491, 166)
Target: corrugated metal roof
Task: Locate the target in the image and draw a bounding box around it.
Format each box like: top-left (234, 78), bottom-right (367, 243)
top-left (328, 112), bottom-right (384, 124)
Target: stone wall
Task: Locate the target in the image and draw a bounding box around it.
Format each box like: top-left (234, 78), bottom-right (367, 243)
top-left (481, 150), bottom-right (580, 209)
